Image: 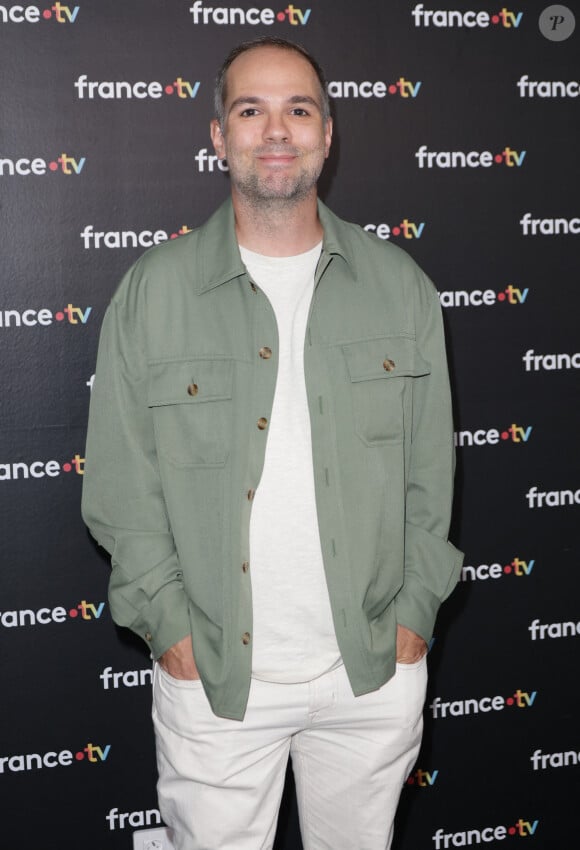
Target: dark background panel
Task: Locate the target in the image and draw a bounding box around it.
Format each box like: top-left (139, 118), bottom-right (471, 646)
top-left (1, 1), bottom-right (578, 847)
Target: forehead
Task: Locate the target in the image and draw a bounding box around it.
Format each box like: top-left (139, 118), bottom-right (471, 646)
top-left (224, 46), bottom-right (321, 104)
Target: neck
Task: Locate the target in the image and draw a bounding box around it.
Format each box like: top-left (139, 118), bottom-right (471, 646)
top-left (232, 189), bottom-right (323, 257)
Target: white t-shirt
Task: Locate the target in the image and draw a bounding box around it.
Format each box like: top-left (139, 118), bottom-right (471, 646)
top-left (240, 242), bottom-right (342, 682)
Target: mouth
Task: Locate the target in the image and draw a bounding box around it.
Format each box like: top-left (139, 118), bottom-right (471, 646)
top-left (255, 146), bottom-right (301, 166)
top-left (256, 154), bottom-right (297, 166)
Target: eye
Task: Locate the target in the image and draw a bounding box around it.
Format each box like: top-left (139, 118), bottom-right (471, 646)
top-left (240, 107), bottom-right (260, 117)
top-left (291, 108), bottom-right (309, 116)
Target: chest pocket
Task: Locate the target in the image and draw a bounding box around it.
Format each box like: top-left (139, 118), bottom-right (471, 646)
top-left (148, 357), bottom-right (233, 467)
top-left (342, 337), bottom-right (430, 446)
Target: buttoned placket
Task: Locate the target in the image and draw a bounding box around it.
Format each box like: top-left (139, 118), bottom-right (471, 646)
top-left (236, 274), bottom-right (280, 657)
top-left (302, 251), bottom-right (359, 658)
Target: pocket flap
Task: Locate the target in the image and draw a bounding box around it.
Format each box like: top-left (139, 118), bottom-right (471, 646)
top-left (148, 358), bottom-right (233, 407)
top-left (342, 337), bottom-right (430, 382)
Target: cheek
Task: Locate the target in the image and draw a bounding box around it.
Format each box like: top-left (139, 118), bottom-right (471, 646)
top-left (223, 131), bottom-right (254, 158)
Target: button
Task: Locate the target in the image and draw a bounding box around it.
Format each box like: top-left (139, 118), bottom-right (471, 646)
top-left (383, 359), bottom-right (396, 372)
top-left (257, 417), bottom-right (268, 430)
top-left (259, 346), bottom-right (272, 359)
top-left (144, 632), bottom-right (152, 642)
top-left (242, 632), bottom-right (251, 645)
top-left (242, 561), bottom-right (249, 573)
top-left (250, 282), bottom-right (257, 293)
top-left (187, 383), bottom-right (198, 396)
top-left (247, 489), bottom-right (255, 500)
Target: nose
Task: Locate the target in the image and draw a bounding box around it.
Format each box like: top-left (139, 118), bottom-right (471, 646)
top-left (263, 110), bottom-right (289, 143)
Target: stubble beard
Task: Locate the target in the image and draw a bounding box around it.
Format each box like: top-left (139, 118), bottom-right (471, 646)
top-left (228, 146), bottom-right (326, 212)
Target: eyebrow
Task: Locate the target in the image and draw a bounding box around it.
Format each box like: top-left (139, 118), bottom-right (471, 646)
top-left (227, 94), bottom-right (321, 115)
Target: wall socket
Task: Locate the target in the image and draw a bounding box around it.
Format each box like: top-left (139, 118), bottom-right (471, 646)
top-left (133, 826), bottom-right (176, 850)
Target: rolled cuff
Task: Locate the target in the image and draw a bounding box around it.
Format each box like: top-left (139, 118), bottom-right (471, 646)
top-left (109, 578), bottom-right (191, 660)
top-left (395, 522), bottom-right (464, 641)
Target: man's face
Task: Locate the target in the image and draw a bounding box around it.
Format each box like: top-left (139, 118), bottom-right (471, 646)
top-left (210, 46), bottom-right (332, 207)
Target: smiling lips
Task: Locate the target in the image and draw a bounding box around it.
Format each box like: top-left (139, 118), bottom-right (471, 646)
top-left (255, 146), bottom-right (301, 165)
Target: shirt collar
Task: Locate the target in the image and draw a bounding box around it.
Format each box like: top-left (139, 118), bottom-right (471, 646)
top-left (194, 197), bottom-right (356, 295)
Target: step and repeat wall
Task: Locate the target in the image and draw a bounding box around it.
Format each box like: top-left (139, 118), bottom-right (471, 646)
top-left (1, 1), bottom-right (578, 848)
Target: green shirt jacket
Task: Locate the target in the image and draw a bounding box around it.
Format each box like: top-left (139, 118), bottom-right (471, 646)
top-left (82, 199), bottom-right (463, 720)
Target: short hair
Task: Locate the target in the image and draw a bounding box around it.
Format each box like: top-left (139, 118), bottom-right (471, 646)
top-left (214, 36), bottom-right (331, 127)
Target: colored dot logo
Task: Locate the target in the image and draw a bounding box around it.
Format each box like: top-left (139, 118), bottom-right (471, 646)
top-left (504, 689), bottom-right (537, 709)
top-left (169, 225), bottom-right (193, 240)
top-left (61, 455), bottom-right (85, 474)
top-left (165, 85), bottom-right (174, 95)
top-left (37, 4), bottom-right (80, 23)
top-left (496, 285), bottom-right (529, 304)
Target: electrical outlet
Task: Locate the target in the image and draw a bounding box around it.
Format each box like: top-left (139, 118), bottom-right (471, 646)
top-left (133, 826), bottom-right (176, 850)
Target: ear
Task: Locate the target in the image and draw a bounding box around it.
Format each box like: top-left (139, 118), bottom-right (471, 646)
top-left (210, 119), bottom-right (226, 160)
top-left (324, 117), bottom-right (333, 159)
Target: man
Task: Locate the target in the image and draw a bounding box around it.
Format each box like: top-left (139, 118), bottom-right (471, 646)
top-left (82, 37), bottom-right (463, 850)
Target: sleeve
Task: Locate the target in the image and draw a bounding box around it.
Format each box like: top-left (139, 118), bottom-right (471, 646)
top-left (394, 271), bottom-right (464, 642)
top-left (81, 272), bottom-right (190, 659)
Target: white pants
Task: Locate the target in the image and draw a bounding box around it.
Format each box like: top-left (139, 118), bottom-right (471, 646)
top-left (152, 658), bottom-right (427, 850)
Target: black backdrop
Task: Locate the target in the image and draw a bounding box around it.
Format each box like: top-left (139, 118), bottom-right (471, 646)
top-left (1, 2), bottom-right (579, 848)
